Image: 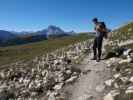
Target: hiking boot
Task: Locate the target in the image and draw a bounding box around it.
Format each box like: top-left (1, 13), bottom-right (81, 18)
top-left (96, 58), bottom-right (100, 62)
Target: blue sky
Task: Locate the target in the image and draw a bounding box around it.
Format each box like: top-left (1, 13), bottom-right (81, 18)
top-left (0, 0), bottom-right (132, 32)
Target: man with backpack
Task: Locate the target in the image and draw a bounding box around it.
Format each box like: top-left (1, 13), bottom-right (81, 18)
top-left (92, 18), bottom-right (109, 62)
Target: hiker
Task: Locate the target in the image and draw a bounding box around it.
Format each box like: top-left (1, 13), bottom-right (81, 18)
top-left (92, 18), bottom-right (108, 62)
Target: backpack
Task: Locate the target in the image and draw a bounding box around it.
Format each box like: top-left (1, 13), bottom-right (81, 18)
top-left (96, 22), bottom-right (109, 38)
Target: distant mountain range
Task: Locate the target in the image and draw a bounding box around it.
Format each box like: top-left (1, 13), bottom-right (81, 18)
top-left (35, 25), bottom-right (75, 38)
top-left (0, 25), bottom-right (76, 46)
top-left (0, 30), bottom-right (16, 42)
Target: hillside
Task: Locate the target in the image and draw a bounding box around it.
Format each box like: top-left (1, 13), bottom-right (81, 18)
top-left (0, 22), bottom-right (133, 100)
top-left (0, 25), bottom-right (76, 46)
top-left (110, 22), bottom-right (133, 42)
top-left (0, 30), bottom-right (16, 42)
top-left (0, 33), bottom-right (93, 66)
top-left (65, 22), bottom-right (133, 100)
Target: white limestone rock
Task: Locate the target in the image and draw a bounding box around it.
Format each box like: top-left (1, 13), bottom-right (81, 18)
top-left (105, 79), bottom-right (114, 87)
top-left (77, 94), bottom-right (93, 100)
top-left (48, 92), bottom-right (56, 100)
top-left (106, 57), bottom-right (120, 67)
top-left (96, 84), bottom-right (105, 92)
top-left (65, 76), bottom-right (78, 83)
top-left (114, 83), bottom-right (119, 89)
top-left (119, 55), bottom-right (132, 64)
top-left (123, 49), bottom-right (132, 56)
top-left (53, 83), bottom-right (64, 91)
top-left (126, 86), bottom-right (133, 94)
top-left (120, 77), bottom-right (129, 83)
top-left (113, 73), bottom-right (121, 79)
top-left (104, 90), bottom-right (120, 100)
top-left (66, 70), bottom-right (72, 75)
top-left (129, 76), bottom-right (133, 83)
top-left (0, 71), bottom-right (5, 79)
top-left (104, 93), bottom-right (114, 100)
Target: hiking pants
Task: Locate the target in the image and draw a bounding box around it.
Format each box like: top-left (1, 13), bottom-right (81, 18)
top-left (93, 36), bottom-right (103, 59)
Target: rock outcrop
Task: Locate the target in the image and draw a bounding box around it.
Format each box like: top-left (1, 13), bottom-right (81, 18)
top-left (0, 40), bottom-right (91, 100)
top-left (104, 46), bottom-right (133, 100)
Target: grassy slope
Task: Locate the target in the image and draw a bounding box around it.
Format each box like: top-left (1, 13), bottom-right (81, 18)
top-left (110, 22), bottom-right (133, 42)
top-left (115, 23), bottom-right (133, 100)
top-left (0, 33), bottom-right (93, 66)
top-left (104, 22), bottom-right (133, 58)
top-left (105, 22), bottom-right (133, 100)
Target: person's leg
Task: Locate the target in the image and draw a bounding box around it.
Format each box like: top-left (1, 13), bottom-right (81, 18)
top-left (97, 36), bottom-right (103, 61)
top-left (92, 37), bottom-right (97, 60)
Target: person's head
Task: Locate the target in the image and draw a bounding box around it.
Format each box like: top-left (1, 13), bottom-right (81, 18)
top-left (92, 17), bottom-right (98, 24)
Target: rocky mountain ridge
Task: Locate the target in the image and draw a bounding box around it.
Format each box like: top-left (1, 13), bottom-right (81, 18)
top-left (0, 25), bottom-right (76, 46)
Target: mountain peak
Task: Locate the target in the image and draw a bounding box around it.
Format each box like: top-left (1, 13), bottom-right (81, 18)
top-left (48, 25), bottom-right (58, 29)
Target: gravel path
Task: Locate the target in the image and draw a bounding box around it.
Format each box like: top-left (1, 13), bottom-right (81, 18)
top-left (64, 54), bottom-right (111, 100)
top-left (63, 40), bottom-right (133, 100)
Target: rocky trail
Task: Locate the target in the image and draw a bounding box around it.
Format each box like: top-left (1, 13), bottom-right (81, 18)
top-left (63, 40), bottom-right (133, 100)
top-left (64, 55), bottom-right (111, 100)
top-left (0, 38), bottom-right (133, 100)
